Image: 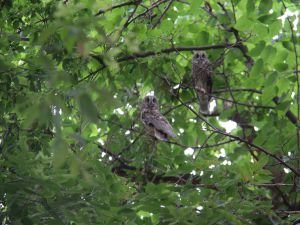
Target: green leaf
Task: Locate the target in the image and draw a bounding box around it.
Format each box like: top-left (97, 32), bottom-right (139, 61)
top-left (261, 45), bottom-right (276, 62)
top-left (276, 101), bottom-right (291, 114)
top-left (246, 0), bottom-right (255, 14)
top-left (282, 41), bottom-right (294, 51)
top-left (274, 63), bottom-right (288, 72)
top-left (250, 41), bottom-right (266, 56)
top-left (250, 58), bottom-right (264, 76)
top-left (0, 1), bottom-right (294, 224)
top-left (198, 31), bottom-right (210, 45)
top-left (258, 0), bottom-right (272, 14)
top-left (261, 72), bottom-right (278, 104)
top-left (52, 138), bottom-right (69, 169)
top-left (78, 93), bottom-right (99, 123)
top-left (235, 16), bottom-right (254, 31)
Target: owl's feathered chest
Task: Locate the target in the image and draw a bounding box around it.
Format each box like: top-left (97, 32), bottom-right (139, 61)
top-left (140, 108), bottom-right (175, 140)
top-left (192, 60), bottom-right (212, 78)
top-left (141, 109), bottom-right (159, 125)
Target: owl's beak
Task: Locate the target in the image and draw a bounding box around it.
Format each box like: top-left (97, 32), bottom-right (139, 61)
top-left (149, 98), bottom-right (156, 107)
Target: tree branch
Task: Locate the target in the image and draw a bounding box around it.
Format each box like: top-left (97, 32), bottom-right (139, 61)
top-left (281, 1), bottom-right (300, 209)
top-left (95, 1), bottom-right (138, 16)
top-left (207, 92), bottom-right (274, 109)
top-left (212, 88), bottom-right (262, 94)
top-left (176, 96), bottom-right (300, 176)
top-left (122, 3), bottom-right (140, 31)
top-left (152, 0), bottom-right (175, 28)
top-left (128, 0), bottom-right (170, 24)
top-left (202, 1), bottom-right (300, 128)
top-left (117, 43), bottom-right (238, 62)
top-left (252, 183), bottom-right (294, 187)
top-left (273, 97), bottom-right (299, 127)
top-left (112, 165), bottom-right (218, 190)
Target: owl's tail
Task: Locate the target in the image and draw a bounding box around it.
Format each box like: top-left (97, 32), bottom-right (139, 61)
top-left (198, 94), bottom-right (209, 114)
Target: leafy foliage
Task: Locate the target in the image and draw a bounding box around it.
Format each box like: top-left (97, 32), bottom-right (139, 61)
top-left (0, 0), bottom-right (299, 224)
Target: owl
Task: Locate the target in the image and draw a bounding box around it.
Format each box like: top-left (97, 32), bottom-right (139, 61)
top-left (192, 51), bottom-right (213, 114)
top-left (140, 95), bottom-right (176, 141)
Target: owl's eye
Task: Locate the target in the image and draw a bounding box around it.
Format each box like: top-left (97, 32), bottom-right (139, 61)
top-left (195, 53), bottom-right (200, 58)
top-left (152, 98), bottom-right (156, 103)
top-left (146, 97), bottom-right (150, 102)
top-left (202, 53), bottom-right (206, 58)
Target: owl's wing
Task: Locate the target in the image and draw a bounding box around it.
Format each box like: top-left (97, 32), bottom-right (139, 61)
top-left (142, 111), bottom-right (176, 141)
top-left (193, 63), bottom-right (213, 114)
top-left (207, 72), bottom-right (213, 101)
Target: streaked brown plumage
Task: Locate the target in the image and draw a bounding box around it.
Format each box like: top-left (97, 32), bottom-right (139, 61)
top-left (140, 95), bottom-right (176, 141)
top-left (192, 51), bottom-right (213, 114)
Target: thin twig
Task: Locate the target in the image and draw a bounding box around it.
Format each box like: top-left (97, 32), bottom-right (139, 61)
top-left (205, 92), bottom-right (274, 109)
top-left (278, 211), bottom-right (300, 215)
top-left (129, 0), bottom-right (169, 24)
top-left (193, 132), bottom-right (216, 160)
top-left (281, 0), bottom-right (300, 210)
top-left (204, 1), bottom-right (253, 67)
top-left (213, 88), bottom-right (262, 94)
top-left (230, 0), bottom-right (236, 23)
top-left (95, 1), bottom-right (136, 16)
top-left (163, 100), bottom-right (194, 115)
top-left (178, 97), bottom-right (300, 176)
top-left (77, 65), bottom-right (106, 83)
top-left (152, 0), bottom-right (174, 28)
top-left (122, 4), bottom-right (140, 31)
top-left (222, 62), bottom-right (258, 160)
top-left (252, 183), bottom-right (294, 187)
top-left (98, 144), bottom-right (134, 168)
top-left (166, 139), bottom-right (236, 149)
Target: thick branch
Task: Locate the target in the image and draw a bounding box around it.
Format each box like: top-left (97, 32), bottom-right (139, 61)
top-left (98, 144), bottom-right (135, 170)
top-left (273, 97), bottom-right (298, 127)
top-left (112, 165), bottom-right (218, 189)
top-left (117, 43), bottom-right (238, 62)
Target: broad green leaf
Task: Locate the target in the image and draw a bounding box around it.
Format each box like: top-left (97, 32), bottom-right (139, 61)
top-left (250, 58), bottom-right (264, 77)
top-left (250, 41), bottom-right (266, 56)
top-left (0, 1), bottom-right (296, 224)
top-left (78, 93), bottom-right (99, 123)
top-left (235, 16), bottom-right (254, 31)
top-left (258, 0), bottom-right (272, 14)
top-left (52, 138), bottom-right (69, 169)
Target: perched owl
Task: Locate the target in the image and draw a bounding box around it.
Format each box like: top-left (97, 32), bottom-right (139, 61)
top-left (140, 95), bottom-right (176, 141)
top-left (192, 51), bottom-right (213, 114)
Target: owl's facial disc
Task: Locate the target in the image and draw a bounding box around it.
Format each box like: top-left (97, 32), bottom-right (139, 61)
top-left (144, 96), bottom-right (158, 109)
top-left (194, 51), bottom-right (207, 61)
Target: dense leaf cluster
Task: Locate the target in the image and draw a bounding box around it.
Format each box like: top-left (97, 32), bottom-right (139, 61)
top-left (0, 0), bottom-right (299, 224)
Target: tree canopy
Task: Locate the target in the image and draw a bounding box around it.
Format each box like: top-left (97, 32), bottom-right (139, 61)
top-left (0, 0), bottom-right (300, 224)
